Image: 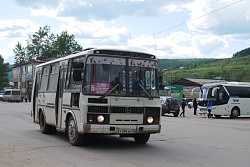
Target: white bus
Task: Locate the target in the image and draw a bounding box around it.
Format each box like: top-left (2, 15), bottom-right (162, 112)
top-left (197, 82), bottom-right (250, 118)
top-left (31, 48), bottom-right (161, 146)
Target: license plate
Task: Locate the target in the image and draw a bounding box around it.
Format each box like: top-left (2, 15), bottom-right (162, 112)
top-left (118, 129), bottom-right (135, 133)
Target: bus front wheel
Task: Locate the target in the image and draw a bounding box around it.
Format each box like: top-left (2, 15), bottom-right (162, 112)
top-left (67, 115), bottom-right (87, 146)
top-left (134, 134), bottom-right (150, 143)
top-left (39, 111), bottom-right (51, 134)
top-left (231, 108), bottom-right (239, 118)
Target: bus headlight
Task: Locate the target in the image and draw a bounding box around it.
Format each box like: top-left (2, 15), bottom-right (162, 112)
top-left (147, 116), bottom-right (154, 124)
top-left (97, 115), bottom-right (105, 123)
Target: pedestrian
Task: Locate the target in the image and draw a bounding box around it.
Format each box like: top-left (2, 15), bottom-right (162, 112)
top-left (24, 93), bottom-right (27, 103)
top-left (193, 98), bottom-right (198, 115)
top-left (180, 99), bottom-right (186, 117)
top-left (207, 100), bottom-right (212, 119)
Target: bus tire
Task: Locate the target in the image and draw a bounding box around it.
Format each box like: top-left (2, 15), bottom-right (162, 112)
top-left (231, 108), bottom-right (239, 118)
top-left (39, 111), bottom-right (51, 134)
top-left (134, 134), bottom-right (150, 143)
top-left (67, 115), bottom-right (86, 146)
top-left (50, 126), bottom-right (57, 134)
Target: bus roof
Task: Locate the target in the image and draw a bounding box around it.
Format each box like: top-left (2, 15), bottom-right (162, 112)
top-left (36, 48), bottom-right (157, 68)
top-left (202, 82), bottom-right (250, 88)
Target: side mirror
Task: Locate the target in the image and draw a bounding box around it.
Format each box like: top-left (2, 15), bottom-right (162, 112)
top-left (72, 62), bottom-right (84, 81)
top-left (73, 69), bottom-right (82, 81)
top-left (72, 62), bottom-right (84, 68)
top-left (212, 87), bottom-right (220, 96)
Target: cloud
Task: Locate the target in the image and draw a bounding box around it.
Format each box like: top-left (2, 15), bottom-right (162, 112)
top-left (217, 53), bottom-right (232, 59)
top-left (14, 0), bottom-right (193, 21)
top-left (14, 0), bottom-right (61, 9)
top-left (186, 0), bottom-right (250, 38)
top-left (0, 19), bottom-right (38, 39)
top-left (57, 19), bottom-right (131, 47)
top-left (191, 34), bottom-right (228, 54)
top-left (2, 0), bottom-right (247, 63)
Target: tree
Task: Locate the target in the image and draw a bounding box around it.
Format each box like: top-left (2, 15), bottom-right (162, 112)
top-left (13, 25), bottom-right (83, 62)
top-left (26, 25), bottom-right (51, 60)
top-left (0, 55), bottom-right (11, 90)
top-left (53, 31), bottom-right (83, 57)
top-left (13, 42), bottom-right (26, 65)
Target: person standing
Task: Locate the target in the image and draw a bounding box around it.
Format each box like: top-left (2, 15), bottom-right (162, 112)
top-left (193, 98), bottom-right (198, 115)
top-left (180, 99), bottom-right (186, 117)
top-left (207, 100), bottom-right (212, 119)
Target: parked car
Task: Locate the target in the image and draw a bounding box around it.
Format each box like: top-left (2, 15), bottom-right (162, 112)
top-left (2, 89), bottom-right (22, 102)
top-left (160, 96), bottom-right (180, 117)
top-left (0, 92), bottom-right (4, 101)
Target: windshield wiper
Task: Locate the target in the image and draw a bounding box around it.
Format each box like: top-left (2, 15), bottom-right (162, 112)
top-left (100, 84), bottom-right (119, 98)
top-left (139, 84), bottom-right (153, 100)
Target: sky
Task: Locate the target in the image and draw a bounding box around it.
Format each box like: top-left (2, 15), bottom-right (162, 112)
top-left (1, 0), bottom-right (250, 64)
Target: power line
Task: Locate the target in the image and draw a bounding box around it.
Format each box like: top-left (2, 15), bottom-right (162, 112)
top-left (155, 0), bottom-right (243, 35)
top-left (127, 0), bottom-right (244, 46)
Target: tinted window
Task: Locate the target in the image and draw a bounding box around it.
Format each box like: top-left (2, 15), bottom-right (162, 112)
top-left (12, 91), bottom-right (20, 95)
top-left (225, 86), bottom-right (250, 98)
top-left (5, 91), bottom-right (11, 95)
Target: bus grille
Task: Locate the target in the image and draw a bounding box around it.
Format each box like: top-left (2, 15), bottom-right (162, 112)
top-left (87, 106), bottom-right (160, 114)
top-left (88, 106), bottom-right (109, 113)
top-left (110, 107), bottom-right (144, 114)
top-left (145, 107), bottom-right (161, 115)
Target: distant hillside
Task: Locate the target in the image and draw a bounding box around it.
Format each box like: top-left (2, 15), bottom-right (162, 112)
top-left (158, 58), bottom-right (217, 70)
top-left (161, 55), bottom-right (250, 83)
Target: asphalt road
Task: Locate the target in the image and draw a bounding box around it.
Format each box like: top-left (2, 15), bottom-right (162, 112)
top-left (0, 101), bottom-right (250, 167)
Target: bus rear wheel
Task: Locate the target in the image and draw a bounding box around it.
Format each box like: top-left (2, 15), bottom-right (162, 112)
top-left (67, 115), bottom-right (87, 146)
top-left (134, 134), bottom-right (150, 143)
top-left (39, 111), bottom-right (51, 134)
top-left (231, 108), bottom-right (239, 118)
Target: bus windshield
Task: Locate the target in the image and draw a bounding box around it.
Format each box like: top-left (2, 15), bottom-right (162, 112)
top-left (83, 56), bottom-right (159, 97)
top-left (199, 86), bottom-right (214, 100)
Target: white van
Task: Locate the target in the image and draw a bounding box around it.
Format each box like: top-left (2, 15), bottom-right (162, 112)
top-left (2, 89), bottom-right (22, 102)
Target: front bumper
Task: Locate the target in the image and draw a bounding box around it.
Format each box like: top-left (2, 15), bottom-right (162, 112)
top-left (80, 124), bottom-right (161, 134)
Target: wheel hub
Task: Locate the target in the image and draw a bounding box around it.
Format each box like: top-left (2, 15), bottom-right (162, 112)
top-left (68, 120), bottom-right (76, 140)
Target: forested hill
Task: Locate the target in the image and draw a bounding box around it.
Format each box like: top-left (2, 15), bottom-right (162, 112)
top-left (233, 47), bottom-right (250, 58)
top-left (158, 46), bottom-right (250, 69)
top-left (158, 58), bottom-right (217, 70)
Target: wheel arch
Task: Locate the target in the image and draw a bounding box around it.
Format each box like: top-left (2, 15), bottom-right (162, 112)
top-left (65, 110), bottom-right (76, 130)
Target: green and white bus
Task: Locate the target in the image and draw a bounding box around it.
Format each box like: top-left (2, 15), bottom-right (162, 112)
top-left (31, 48), bottom-right (161, 146)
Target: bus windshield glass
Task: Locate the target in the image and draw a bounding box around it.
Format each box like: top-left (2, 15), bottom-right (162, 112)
top-left (83, 56), bottom-right (126, 96)
top-left (199, 86), bottom-right (214, 100)
top-left (128, 66), bottom-right (157, 97)
top-left (83, 56), bottom-right (159, 97)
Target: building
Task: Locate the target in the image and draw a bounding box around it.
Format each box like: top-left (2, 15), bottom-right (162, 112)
top-left (12, 60), bottom-right (46, 98)
top-left (172, 78), bottom-right (227, 98)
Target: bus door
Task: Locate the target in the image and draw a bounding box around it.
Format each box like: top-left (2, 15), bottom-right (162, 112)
top-left (56, 65), bottom-right (66, 128)
top-left (32, 74), bottom-right (39, 122)
top-left (216, 88), bottom-right (230, 115)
